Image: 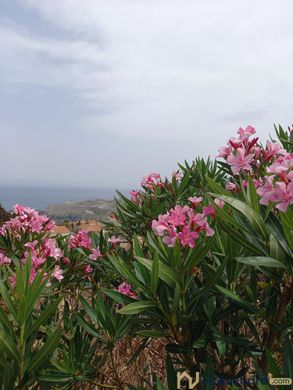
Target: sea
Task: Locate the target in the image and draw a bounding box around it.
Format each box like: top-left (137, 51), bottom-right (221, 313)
top-left (0, 185), bottom-right (128, 211)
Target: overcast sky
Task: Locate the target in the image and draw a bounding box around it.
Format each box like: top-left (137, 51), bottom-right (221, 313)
top-left (0, 0), bottom-right (292, 188)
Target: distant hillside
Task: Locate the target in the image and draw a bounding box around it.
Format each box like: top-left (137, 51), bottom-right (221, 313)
top-left (44, 199), bottom-right (115, 223)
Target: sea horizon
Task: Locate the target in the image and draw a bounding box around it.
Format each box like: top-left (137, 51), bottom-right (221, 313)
top-left (0, 185), bottom-right (129, 211)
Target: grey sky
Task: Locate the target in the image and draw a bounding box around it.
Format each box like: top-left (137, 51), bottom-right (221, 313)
top-left (0, 0), bottom-right (292, 188)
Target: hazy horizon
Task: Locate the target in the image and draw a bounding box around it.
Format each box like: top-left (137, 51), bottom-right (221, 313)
top-left (1, 0), bottom-right (293, 188)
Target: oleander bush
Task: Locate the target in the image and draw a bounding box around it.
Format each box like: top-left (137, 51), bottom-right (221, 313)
top-left (0, 125), bottom-right (292, 389)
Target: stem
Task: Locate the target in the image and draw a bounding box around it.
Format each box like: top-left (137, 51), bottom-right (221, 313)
top-left (18, 323), bottom-right (25, 388)
top-left (260, 282), bottom-right (293, 372)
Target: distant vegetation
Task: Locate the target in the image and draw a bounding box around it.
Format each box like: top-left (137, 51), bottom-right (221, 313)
top-left (0, 203), bottom-right (9, 226)
top-left (44, 198), bottom-right (115, 223)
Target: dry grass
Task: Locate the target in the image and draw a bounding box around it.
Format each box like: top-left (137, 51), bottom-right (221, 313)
top-left (97, 337), bottom-right (168, 389)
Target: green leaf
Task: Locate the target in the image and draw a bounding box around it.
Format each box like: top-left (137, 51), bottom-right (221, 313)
top-left (0, 283), bottom-right (18, 322)
top-left (102, 289), bottom-right (135, 305)
top-left (0, 305), bottom-right (12, 333)
top-left (214, 206), bottom-right (265, 254)
top-left (247, 177), bottom-right (260, 213)
top-left (216, 285), bottom-right (256, 312)
top-left (28, 327), bottom-right (62, 373)
top-left (0, 330), bottom-right (19, 363)
top-left (133, 235), bottom-right (144, 257)
top-left (28, 297), bottom-right (62, 337)
top-left (76, 315), bottom-right (103, 340)
top-left (136, 256), bottom-right (177, 288)
top-left (118, 301), bottom-right (157, 315)
top-left (136, 329), bottom-right (165, 338)
top-left (80, 296), bottom-right (97, 323)
top-left (280, 210), bottom-right (293, 249)
top-left (166, 354), bottom-right (177, 390)
top-left (108, 254), bottom-right (146, 292)
top-left (170, 283), bottom-right (180, 316)
top-left (206, 176), bottom-right (231, 196)
top-left (265, 348), bottom-right (281, 378)
top-left (150, 252), bottom-right (159, 295)
top-left (212, 327), bottom-right (226, 357)
top-left (234, 256), bottom-right (286, 269)
top-left (213, 194), bottom-right (268, 240)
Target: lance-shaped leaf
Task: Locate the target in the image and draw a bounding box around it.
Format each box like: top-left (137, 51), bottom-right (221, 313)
top-left (212, 194), bottom-right (268, 241)
top-left (136, 256), bottom-right (177, 288)
top-left (118, 301), bottom-right (157, 315)
top-left (0, 330), bottom-right (19, 363)
top-left (28, 327), bottom-right (62, 373)
top-left (234, 256), bottom-right (286, 269)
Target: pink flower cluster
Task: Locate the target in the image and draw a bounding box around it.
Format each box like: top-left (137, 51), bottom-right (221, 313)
top-left (24, 238), bottom-right (63, 268)
top-left (218, 126), bottom-right (293, 212)
top-left (0, 205), bottom-right (65, 285)
top-left (217, 126), bottom-right (285, 175)
top-left (140, 172), bottom-right (163, 190)
top-left (152, 204), bottom-right (215, 248)
top-left (130, 189), bottom-right (141, 204)
top-left (257, 153), bottom-right (293, 212)
top-left (67, 230), bottom-right (102, 278)
top-left (0, 252), bottom-right (11, 265)
top-left (0, 204), bottom-right (55, 237)
top-left (68, 230), bottom-right (92, 250)
top-left (117, 282), bottom-right (136, 298)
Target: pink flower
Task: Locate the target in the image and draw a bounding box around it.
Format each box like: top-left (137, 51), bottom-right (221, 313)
top-left (178, 226), bottom-right (198, 248)
top-left (193, 213), bottom-right (215, 237)
top-left (162, 226), bottom-right (178, 247)
top-left (172, 171), bottom-right (183, 181)
top-left (130, 189), bottom-right (141, 204)
top-left (269, 182), bottom-right (293, 212)
top-left (141, 172), bottom-right (162, 189)
top-left (52, 265), bottom-right (64, 281)
top-left (257, 172), bottom-right (293, 212)
top-left (257, 176), bottom-right (275, 206)
top-left (203, 205), bottom-right (215, 218)
top-left (85, 264), bottom-right (93, 273)
top-left (214, 198), bottom-right (225, 209)
top-left (217, 145), bottom-right (232, 158)
top-left (237, 125), bottom-right (256, 140)
top-left (168, 205), bottom-right (189, 227)
top-left (264, 141), bottom-right (286, 160)
top-left (68, 230), bottom-right (92, 250)
top-left (188, 196), bottom-right (203, 207)
top-left (229, 137), bottom-right (243, 148)
top-left (117, 282), bottom-right (136, 298)
top-left (267, 154), bottom-right (293, 178)
top-left (227, 148), bottom-right (253, 175)
top-left (44, 238), bottom-right (63, 259)
top-left (0, 253), bottom-right (11, 265)
top-left (24, 240), bottom-right (46, 268)
top-left (225, 181), bottom-right (237, 191)
top-left (151, 214), bottom-right (170, 236)
top-left (108, 236), bottom-right (123, 245)
top-left (89, 248), bottom-right (102, 260)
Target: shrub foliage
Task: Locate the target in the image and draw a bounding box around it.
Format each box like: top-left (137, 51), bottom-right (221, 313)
top-left (0, 125), bottom-right (292, 389)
